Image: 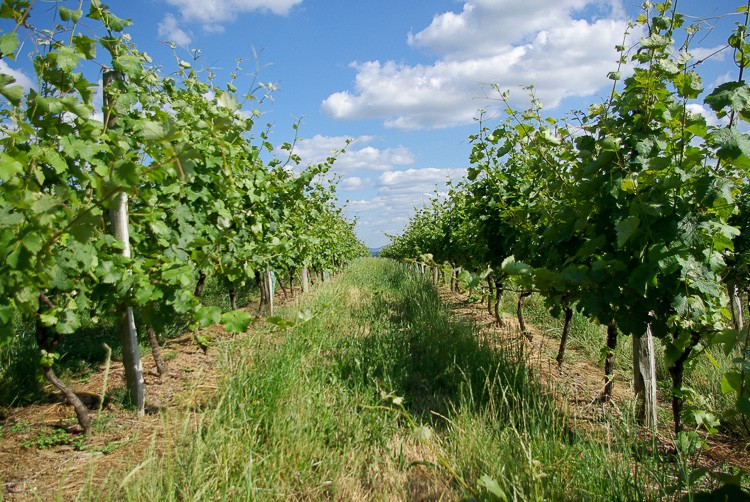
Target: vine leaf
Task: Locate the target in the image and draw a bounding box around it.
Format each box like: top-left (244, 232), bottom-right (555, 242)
top-left (0, 33), bottom-right (18, 58)
top-left (221, 310), bottom-right (253, 333)
top-left (195, 305), bottom-right (222, 327)
top-left (708, 128), bottom-right (750, 160)
top-left (616, 216), bottom-right (640, 248)
top-left (501, 255), bottom-right (532, 276)
top-left (704, 81), bottom-right (750, 115)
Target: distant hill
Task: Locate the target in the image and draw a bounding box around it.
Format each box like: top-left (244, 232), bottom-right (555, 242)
top-left (369, 247), bottom-right (384, 256)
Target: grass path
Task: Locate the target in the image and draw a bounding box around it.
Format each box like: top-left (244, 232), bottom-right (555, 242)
top-left (4, 258), bottom-right (747, 500)
top-left (101, 258), bottom-right (691, 501)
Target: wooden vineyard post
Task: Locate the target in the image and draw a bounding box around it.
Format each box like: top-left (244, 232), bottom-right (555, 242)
top-left (266, 268), bottom-right (274, 316)
top-left (730, 283), bottom-right (744, 331)
top-left (633, 325), bottom-right (657, 430)
top-left (301, 265), bottom-right (309, 293)
top-left (104, 69), bottom-right (145, 415)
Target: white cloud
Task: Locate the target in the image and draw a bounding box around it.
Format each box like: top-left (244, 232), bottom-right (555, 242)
top-left (0, 60), bottom-right (35, 91)
top-left (158, 13), bottom-right (193, 46)
top-left (686, 103), bottom-right (728, 128)
top-left (323, 0), bottom-right (637, 130)
top-left (287, 134), bottom-right (416, 171)
top-left (375, 167), bottom-right (465, 205)
top-left (340, 176), bottom-right (370, 191)
top-left (687, 45), bottom-right (727, 64)
top-left (344, 167), bottom-right (467, 247)
top-left (407, 0), bottom-right (592, 59)
top-left (164, 0), bottom-right (302, 30)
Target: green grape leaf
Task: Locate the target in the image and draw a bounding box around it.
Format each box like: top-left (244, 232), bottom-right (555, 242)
top-left (60, 96), bottom-right (91, 118)
top-left (44, 149), bottom-right (68, 174)
top-left (40, 350), bottom-right (61, 368)
top-left (0, 83), bottom-right (23, 106)
top-left (221, 310), bottom-right (253, 333)
top-left (705, 81), bottom-right (750, 114)
top-left (39, 313), bottom-right (58, 326)
top-left (216, 91), bottom-right (239, 111)
top-left (721, 371), bottom-right (743, 394)
top-left (0, 33), bottom-right (19, 58)
top-left (113, 55), bottom-right (143, 78)
top-left (161, 265), bottom-right (194, 288)
top-left (616, 216), bottom-right (640, 248)
top-left (266, 315), bottom-right (296, 329)
top-left (142, 119), bottom-right (180, 141)
top-left (72, 34), bottom-right (97, 59)
top-left (0, 153), bottom-right (23, 180)
top-left (674, 71), bottom-right (702, 98)
top-left (195, 305), bottom-right (222, 327)
top-left (55, 46), bottom-right (80, 72)
top-left (56, 307), bottom-right (81, 334)
top-left (620, 179), bottom-right (636, 193)
top-left (708, 128), bottom-right (750, 161)
top-left (501, 255), bottom-right (532, 276)
top-left (21, 233), bottom-right (43, 253)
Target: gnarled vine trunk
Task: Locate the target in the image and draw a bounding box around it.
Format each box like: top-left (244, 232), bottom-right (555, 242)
top-left (255, 270), bottom-right (265, 313)
top-left (600, 320), bottom-right (617, 403)
top-left (487, 276), bottom-right (493, 315)
top-left (147, 325), bottom-right (167, 377)
top-left (229, 286), bottom-right (237, 311)
top-left (493, 277), bottom-right (504, 327)
top-left (556, 306), bottom-right (573, 368)
top-left (668, 331), bottom-right (702, 435)
top-left (36, 317), bottom-right (92, 435)
top-left (194, 271), bottom-right (207, 297)
top-left (517, 290), bottom-right (532, 341)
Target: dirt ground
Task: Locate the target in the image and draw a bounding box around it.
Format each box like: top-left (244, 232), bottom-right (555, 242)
top-left (1, 284), bottom-right (749, 501)
top-left (0, 323), bottom-right (230, 500)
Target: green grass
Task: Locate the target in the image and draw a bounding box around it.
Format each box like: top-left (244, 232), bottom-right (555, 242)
top-left (77, 257), bottom-right (741, 501)
top-left (498, 290), bottom-right (750, 438)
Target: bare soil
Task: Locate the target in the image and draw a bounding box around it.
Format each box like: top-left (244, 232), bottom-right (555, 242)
top-left (0, 323), bottom-right (231, 501)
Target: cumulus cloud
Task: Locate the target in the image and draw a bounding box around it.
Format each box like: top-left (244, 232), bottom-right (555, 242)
top-left (687, 45), bottom-right (727, 64)
top-left (375, 167), bottom-right (465, 208)
top-left (407, 0), bottom-right (592, 59)
top-left (287, 134), bottom-right (416, 171)
top-left (344, 167), bottom-right (467, 247)
top-left (340, 176), bottom-right (370, 191)
top-left (686, 103), bottom-right (728, 128)
top-left (164, 0), bottom-right (302, 30)
top-left (323, 0), bottom-right (638, 130)
top-left (158, 13), bottom-right (193, 46)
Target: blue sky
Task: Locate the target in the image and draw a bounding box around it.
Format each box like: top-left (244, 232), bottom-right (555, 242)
top-left (1, 0), bottom-right (743, 247)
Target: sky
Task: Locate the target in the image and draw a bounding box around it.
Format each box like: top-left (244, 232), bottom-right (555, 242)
top-left (1, 0), bottom-right (744, 247)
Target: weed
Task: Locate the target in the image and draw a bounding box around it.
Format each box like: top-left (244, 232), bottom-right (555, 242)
top-left (23, 427), bottom-right (84, 450)
top-left (8, 419), bottom-right (29, 433)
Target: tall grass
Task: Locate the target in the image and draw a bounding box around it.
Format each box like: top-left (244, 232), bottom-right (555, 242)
top-left (88, 258), bottom-right (715, 500)
top-left (505, 290), bottom-right (750, 438)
